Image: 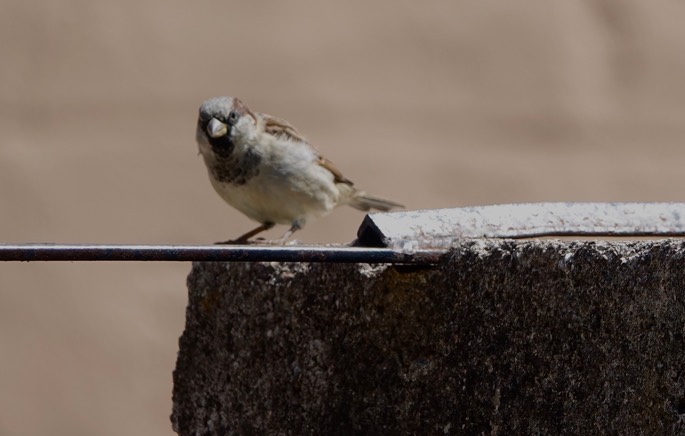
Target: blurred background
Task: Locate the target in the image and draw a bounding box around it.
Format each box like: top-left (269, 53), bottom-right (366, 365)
top-left (1, 0), bottom-right (685, 434)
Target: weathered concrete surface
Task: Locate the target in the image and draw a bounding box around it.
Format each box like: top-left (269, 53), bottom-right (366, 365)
top-left (172, 240), bottom-right (685, 435)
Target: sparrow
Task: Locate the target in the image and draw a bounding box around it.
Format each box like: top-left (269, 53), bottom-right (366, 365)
top-left (195, 96), bottom-right (404, 243)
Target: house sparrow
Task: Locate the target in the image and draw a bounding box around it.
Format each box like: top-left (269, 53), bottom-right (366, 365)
top-left (196, 96), bottom-right (404, 243)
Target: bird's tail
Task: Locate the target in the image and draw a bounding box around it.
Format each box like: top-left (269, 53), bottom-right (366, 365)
top-left (348, 192), bottom-right (404, 212)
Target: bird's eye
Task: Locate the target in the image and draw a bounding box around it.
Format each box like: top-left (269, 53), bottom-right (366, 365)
top-left (228, 111), bottom-right (239, 123)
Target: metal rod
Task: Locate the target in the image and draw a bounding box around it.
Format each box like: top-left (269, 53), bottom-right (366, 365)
top-left (0, 244), bottom-right (445, 264)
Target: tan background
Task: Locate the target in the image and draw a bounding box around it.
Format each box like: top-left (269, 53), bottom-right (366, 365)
top-left (1, 1), bottom-right (684, 434)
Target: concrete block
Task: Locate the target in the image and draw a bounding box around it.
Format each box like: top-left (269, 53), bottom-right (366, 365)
top-left (172, 239), bottom-right (685, 434)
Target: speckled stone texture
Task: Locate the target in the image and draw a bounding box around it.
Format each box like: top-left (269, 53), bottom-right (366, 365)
top-left (172, 240), bottom-right (685, 435)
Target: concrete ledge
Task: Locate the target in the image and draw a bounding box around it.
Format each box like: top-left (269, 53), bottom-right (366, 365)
top-left (172, 239), bottom-right (685, 434)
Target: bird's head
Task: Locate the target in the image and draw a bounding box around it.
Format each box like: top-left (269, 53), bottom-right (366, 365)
top-left (196, 96), bottom-right (257, 158)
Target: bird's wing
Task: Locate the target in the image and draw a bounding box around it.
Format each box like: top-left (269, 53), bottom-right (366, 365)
top-left (261, 113), bottom-right (307, 143)
top-left (317, 156), bottom-right (354, 186)
top-left (261, 112), bottom-right (354, 186)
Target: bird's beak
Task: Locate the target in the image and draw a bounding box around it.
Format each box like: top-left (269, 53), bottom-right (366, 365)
top-left (207, 118), bottom-right (228, 138)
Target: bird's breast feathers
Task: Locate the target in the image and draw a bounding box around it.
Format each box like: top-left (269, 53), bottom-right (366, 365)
top-left (209, 135), bottom-right (341, 225)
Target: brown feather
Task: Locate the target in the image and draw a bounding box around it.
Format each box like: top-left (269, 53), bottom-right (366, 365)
top-left (261, 113), bottom-right (307, 143)
top-left (317, 156), bottom-right (354, 186)
top-left (349, 194), bottom-right (404, 211)
top-left (261, 112), bottom-right (354, 186)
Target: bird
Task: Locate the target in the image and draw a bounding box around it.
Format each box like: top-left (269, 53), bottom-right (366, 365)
top-left (195, 96), bottom-right (404, 243)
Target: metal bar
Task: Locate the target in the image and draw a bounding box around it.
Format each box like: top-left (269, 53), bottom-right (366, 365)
top-left (0, 244), bottom-right (445, 264)
top-left (6, 204), bottom-right (683, 262)
top-left (357, 202), bottom-right (685, 248)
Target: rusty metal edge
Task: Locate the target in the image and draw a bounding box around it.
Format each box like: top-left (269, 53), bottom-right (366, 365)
top-left (0, 244), bottom-right (446, 264)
